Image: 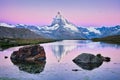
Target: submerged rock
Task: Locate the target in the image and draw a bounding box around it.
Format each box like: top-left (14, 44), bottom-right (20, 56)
top-left (10, 45), bottom-right (46, 63)
top-left (73, 53), bottom-right (110, 70)
top-left (72, 69), bottom-right (81, 71)
top-left (4, 56), bottom-right (8, 59)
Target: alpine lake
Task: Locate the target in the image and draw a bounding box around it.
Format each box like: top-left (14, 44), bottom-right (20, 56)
top-left (0, 40), bottom-right (120, 80)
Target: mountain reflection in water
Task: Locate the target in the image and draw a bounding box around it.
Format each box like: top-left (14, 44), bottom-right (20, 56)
top-left (51, 45), bottom-right (76, 62)
top-left (44, 40), bottom-right (120, 63)
top-left (73, 61), bottom-right (103, 70)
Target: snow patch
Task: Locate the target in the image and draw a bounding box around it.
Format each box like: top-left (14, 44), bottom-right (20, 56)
top-left (64, 24), bottom-right (79, 32)
top-left (83, 32), bottom-right (89, 34)
top-left (42, 24), bottom-right (59, 30)
top-left (42, 31), bottom-right (52, 33)
top-left (0, 23), bottom-right (15, 28)
top-left (87, 27), bottom-right (101, 34)
top-left (36, 26), bottom-right (42, 30)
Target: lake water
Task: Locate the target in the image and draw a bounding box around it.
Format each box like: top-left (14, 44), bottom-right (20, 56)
top-left (0, 40), bottom-right (120, 80)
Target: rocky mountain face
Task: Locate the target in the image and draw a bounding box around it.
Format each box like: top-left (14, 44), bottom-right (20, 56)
top-left (77, 26), bottom-right (120, 39)
top-left (0, 12), bottom-right (120, 39)
top-left (0, 26), bottom-right (42, 39)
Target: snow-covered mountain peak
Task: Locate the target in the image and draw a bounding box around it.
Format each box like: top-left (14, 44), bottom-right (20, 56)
top-left (51, 12), bottom-right (69, 26)
top-left (50, 12), bottom-right (79, 32)
top-left (55, 12), bottom-right (62, 19)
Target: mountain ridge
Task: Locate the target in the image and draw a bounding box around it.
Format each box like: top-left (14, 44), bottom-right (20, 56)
top-left (0, 12), bottom-right (120, 39)
top-left (0, 26), bottom-right (42, 39)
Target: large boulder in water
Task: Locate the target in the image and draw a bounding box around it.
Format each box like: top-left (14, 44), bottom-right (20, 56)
top-left (73, 53), bottom-right (110, 70)
top-left (10, 45), bottom-right (46, 63)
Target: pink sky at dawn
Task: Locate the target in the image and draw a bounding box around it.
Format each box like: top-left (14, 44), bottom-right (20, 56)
top-left (0, 0), bottom-right (120, 27)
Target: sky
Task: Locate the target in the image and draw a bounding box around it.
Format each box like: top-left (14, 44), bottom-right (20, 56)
top-left (0, 0), bottom-right (120, 27)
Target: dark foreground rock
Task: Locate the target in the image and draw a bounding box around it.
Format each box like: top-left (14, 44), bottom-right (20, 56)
top-left (10, 45), bottom-right (46, 63)
top-left (73, 53), bottom-right (110, 70)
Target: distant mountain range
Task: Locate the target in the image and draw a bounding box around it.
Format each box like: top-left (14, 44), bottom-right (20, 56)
top-left (0, 12), bottom-right (120, 39)
top-left (0, 26), bottom-right (42, 39)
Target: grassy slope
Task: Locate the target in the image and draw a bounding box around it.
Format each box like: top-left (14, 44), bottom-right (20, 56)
top-left (0, 77), bottom-right (18, 80)
top-left (92, 35), bottom-right (120, 44)
top-left (0, 38), bottom-right (57, 49)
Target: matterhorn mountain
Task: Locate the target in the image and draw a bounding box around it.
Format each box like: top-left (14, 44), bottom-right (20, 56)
top-left (0, 12), bottom-right (120, 39)
top-left (15, 12), bottom-right (85, 39)
top-left (51, 12), bottom-right (79, 32)
top-left (38, 12), bottom-right (84, 39)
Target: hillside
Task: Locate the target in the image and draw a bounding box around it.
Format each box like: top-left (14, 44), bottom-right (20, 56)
top-left (0, 26), bottom-right (57, 50)
top-left (92, 35), bottom-right (120, 44)
top-left (0, 26), bottom-right (42, 39)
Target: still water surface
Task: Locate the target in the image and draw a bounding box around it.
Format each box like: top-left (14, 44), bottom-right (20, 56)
top-left (0, 40), bottom-right (120, 80)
